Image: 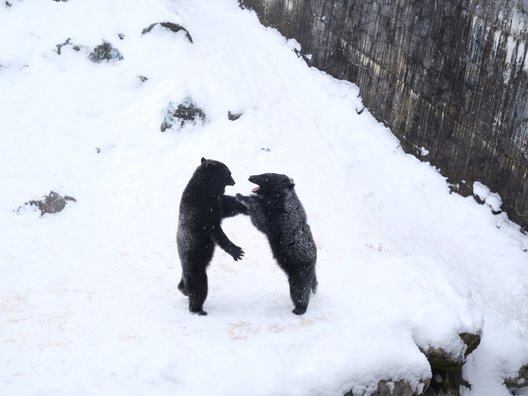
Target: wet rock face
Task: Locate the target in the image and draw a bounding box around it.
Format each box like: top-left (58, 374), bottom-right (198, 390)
top-left (240, 0), bottom-right (528, 231)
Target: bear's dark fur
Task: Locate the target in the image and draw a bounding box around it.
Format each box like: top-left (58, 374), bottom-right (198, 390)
top-left (236, 173), bottom-right (317, 315)
top-left (177, 158), bottom-right (247, 315)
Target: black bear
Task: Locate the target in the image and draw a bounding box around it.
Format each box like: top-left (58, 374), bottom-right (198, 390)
top-left (177, 158), bottom-right (247, 315)
top-left (236, 173), bottom-right (317, 315)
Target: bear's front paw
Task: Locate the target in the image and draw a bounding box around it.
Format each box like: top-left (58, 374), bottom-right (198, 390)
top-left (235, 193), bottom-right (249, 205)
top-left (230, 245), bottom-right (244, 261)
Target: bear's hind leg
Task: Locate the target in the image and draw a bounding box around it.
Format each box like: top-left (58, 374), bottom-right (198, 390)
top-left (177, 277), bottom-right (188, 296)
top-left (186, 270), bottom-right (209, 316)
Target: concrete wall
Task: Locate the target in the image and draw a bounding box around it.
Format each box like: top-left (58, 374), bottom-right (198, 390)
top-left (240, 0), bottom-right (528, 230)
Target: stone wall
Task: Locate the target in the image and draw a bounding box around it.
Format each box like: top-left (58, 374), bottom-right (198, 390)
top-left (240, 0), bottom-right (528, 230)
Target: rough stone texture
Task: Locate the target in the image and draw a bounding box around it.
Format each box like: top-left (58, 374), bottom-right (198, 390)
top-left (240, 0), bottom-right (528, 231)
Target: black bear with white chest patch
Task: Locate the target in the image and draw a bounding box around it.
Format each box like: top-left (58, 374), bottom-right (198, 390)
top-left (177, 158), bottom-right (247, 315)
top-left (236, 173), bottom-right (317, 315)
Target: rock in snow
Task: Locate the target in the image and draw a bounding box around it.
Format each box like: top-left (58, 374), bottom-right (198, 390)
top-left (88, 41), bottom-right (123, 63)
top-left (142, 22), bottom-right (193, 43)
top-left (19, 191), bottom-right (76, 216)
top-left (161, 98), bottom-right (207, 132)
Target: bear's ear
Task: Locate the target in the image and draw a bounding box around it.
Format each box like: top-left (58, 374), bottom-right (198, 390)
top-left (288, 178), bottom-right (295, 188)
top-left (201, 157), bottom-right (207, 164)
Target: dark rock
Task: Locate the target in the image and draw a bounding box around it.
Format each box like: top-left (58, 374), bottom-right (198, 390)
top-left (55, 39), bottom-right (89, 56)
top-left (228, 111), bottom-right (242, 121)
top-left (421, 347), bottom-right (463, 372)
top-left (459, 333), bottom-right (480, 358)
top-left (142, 22), bottom-right (193, 43)
top-left (372, 380), bottom-right (425, 396)
top-left (138, 75), bottom-right (149, 83)
top-left (5, 1), bottom-right (12, 7)
top-left (21, 191), bottom-right (76, 216)
top-left (418, 333), bottom-right (480, 395)
top-left (88, 41), bottom-right (123, 63)
top-left (95, 145), bottom-right (116, 154)
top-left (505, 364), bottom-right (528, 393)
top-left (118, 33), bottom-right (125, 40)
top-left (342, 332), bottom-right (481, 395)
top-left (420, 347), bottom-right (468, 395)
top-left (240, 0), bottom-right (528, 231)
top-left (161, 98), bottom-right (207, 132)
top-left (52, 0), bottom-right (69, 2)
top-left (55, 38), bottom-right (71, 55)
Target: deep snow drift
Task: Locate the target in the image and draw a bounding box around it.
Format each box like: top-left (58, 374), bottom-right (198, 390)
top-left (1, 0), bottom-right (527, 395)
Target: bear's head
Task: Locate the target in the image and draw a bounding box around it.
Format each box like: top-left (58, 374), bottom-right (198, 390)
top-left (199, 157), bottom-right (235, 192)
top-left (248, 173), bottom-right (295, 197)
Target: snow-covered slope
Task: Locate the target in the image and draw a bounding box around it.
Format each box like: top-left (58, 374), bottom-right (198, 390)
top-left (1, 0), bottom-right (527, 395)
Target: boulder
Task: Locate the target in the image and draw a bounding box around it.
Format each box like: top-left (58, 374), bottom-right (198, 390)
top-left (504, 364), bottom-right (528, 393)
top-left (19, 191), bottom-right (76, 216)
top-left (344, 332), bottom-right (481, 395)
top-left (142, 22), bottom-right (193, 43)
top-left (161, 98), bottom-right (206, 132)
top-left (345, 379), bottom-right (430, 396)
top-left (420, 333), bottom-right (481, 395)
top-left (227, 111), bottom-right (242, 121)
top-left (88, 41), bottom-right (123, 63)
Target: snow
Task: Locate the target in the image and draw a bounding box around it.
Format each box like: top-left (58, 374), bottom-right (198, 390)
top-left (473, 181), bottom-right (503, 213)
top-left (1, 0), bottom-right (528, 395)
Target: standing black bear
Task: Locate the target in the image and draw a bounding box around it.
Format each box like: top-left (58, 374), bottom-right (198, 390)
top-left (236, 173), bottom-right (317, 315)
top-left (177, 158), bottom-right (247, 315)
